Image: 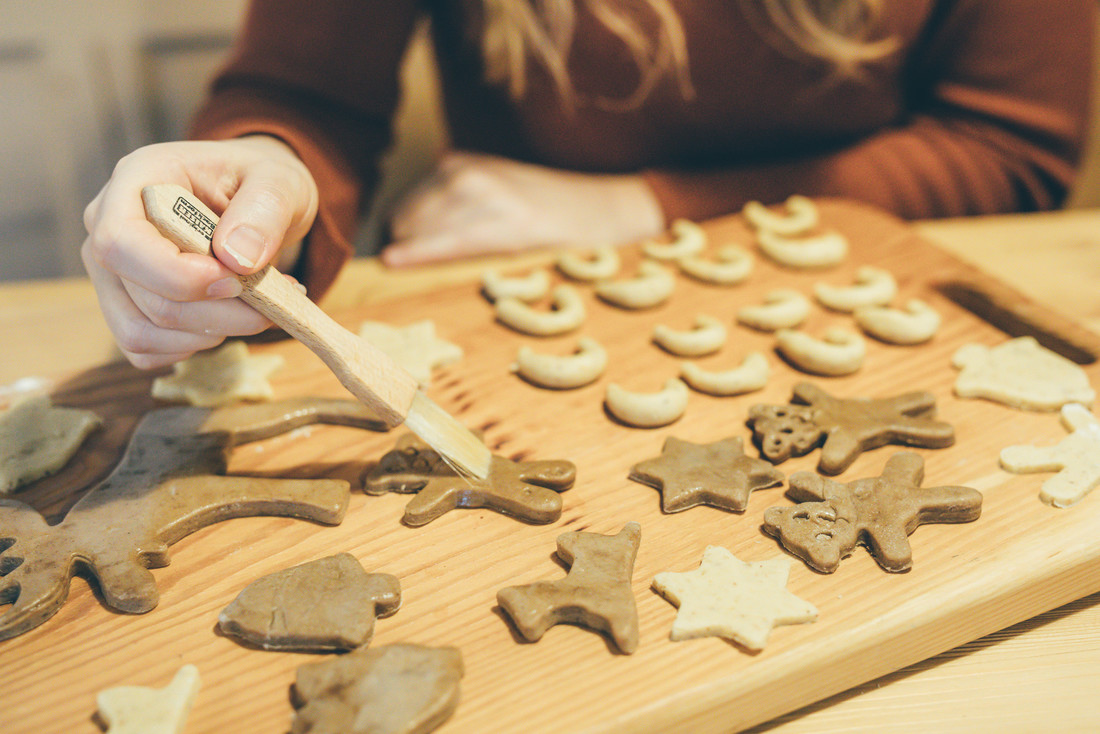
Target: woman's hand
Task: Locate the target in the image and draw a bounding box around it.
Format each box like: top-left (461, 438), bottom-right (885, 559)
top-left (382, 151), bottom-right (665, 267)
top-left (81, 136), bottom-right (319, 369)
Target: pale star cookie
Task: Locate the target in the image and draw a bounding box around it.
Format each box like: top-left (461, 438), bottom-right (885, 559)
top-left (357, 319), bottom-right (463, 387)
top-left (96, 664), bottom-right (200, 734)
top-left (952, 336), bottom-right (1095, 411)
top-left (152, 340), bottom-right (284, 407)
top-left (0, 394), bottom-right (101, 493)
top-left (1000, 403), bottom-right (1100, 508)
top-left (652, 546), bottom-right (817, 650)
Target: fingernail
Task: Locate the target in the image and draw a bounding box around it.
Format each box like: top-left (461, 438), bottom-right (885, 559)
top-left (207, 277), bottom-right (243, 299)
top-left (223, 226), bottom-right (265, 270)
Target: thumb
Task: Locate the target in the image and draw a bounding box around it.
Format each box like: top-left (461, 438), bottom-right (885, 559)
top-left (210, 178), bottom-right (300, 275)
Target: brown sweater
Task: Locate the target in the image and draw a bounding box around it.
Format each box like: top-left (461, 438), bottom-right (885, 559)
top-left (191, 0), bottom-right (1095, 298)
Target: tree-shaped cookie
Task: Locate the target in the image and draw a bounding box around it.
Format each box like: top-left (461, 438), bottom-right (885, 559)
top-left (363, 434), bottom-right (576, 526)
top-left (747, 381), bottom-right (955, 474)
top-left (0, 398), bottom-right (386, 641)
top-left (763, 452), bottom-right (982, 573)
top-left (497, 522), bottom-right (641, 654)
top-left (291, 644), bottom-right (463, 734)
top-left (218, 553), bottom-right (401, 652)
top-left (1000, 403), bottom-right (1100, 508)
top-left (629, 436), bottom-right (784, 512)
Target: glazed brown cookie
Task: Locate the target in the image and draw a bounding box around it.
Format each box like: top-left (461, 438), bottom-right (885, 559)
top-left (629, 436), bottom-right (784, 513)
top-left (762, 452), bottom-right (982, 573)
top-left (363, 434), bottom-right (576, 526)
top-left (747, 382), bottom-right (955, 474)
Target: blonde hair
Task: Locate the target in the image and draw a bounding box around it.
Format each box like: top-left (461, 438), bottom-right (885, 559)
top-left (479, 0), bottom-right (897, 110)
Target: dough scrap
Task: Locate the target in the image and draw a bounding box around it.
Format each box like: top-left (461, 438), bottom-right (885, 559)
top-left (218, 553), bottom-right (401, 651)
top-left (854, 299), bottom-right (941, 345)
top-left (594, 260), bottom-right (675, 309)
top-left (605, 378), bottom-right (689, 428)
top-left (497, 522), bottom-right (641, 654)
top-left (629, 436), bottom-right (784, 513)
top-left (364, 433), bottom-right (576, 526)
top-left (1000, 403), bottom-right (1100, 507)
top-left (96, 664), bottom-right (200, 734)
top-left (641, 219), bottom-right (707, 261)
top-left (291, 644), bottom-right (463, 734)
top-left (151, 340), bottom-right (284, 407)
top-left (652, 547), bottom-right (817, 650)
top-left (678, 244), bottom-right (754, 285)
top-left (495, 284), bottom-right (587, 335)
top-left (736, 289), bottom-right (811, 332)
top-left (952, 336), bottom-right (1095, 410)
top-left (512, 337), bottom-right (608, 389)
top-left (556, 246), bottom-right (622, 281)
top-left (747, 382), bottom-right (955, 475)
top-left (813, 266), bottom-right (897, 312)
top-left (0, 394), bottom-right (101, 493)
top-left (763, 452), bottom-right (982, 573)
top-left (652, 314), bottom-right (728, 356)
top-left (357, 319), bottom-right (463, 387)
top-left (480, 267), bottom-right (551, 302)
top-left (680, 352), bottom-right (770, 396)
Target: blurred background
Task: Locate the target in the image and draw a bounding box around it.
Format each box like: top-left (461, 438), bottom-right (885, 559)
top-left (0, 0), bottom-right (1097, 283)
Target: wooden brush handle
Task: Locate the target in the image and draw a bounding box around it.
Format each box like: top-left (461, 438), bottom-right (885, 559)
top-left (141, 183), bottom-right (419, 427)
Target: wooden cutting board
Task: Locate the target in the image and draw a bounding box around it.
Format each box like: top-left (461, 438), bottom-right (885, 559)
top-left (3, 200), bottom-right (1099, 733)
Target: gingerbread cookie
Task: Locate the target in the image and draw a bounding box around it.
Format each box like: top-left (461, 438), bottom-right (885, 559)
top-left (291, 644), bottom-right (463, 734)
top-left (952, 336), bottom-right (1095, 411)
top-left (0, 398), bottom-right (385, 641)
top-left (763, 452), bottom-right (983, 573)
top-left (364, 434), bottom-right (575, 526)
top-left (747, 382), bottom-right (955, 475)
top-left (357, 319), bottom-right (463, 388)
top-left (1000, 403), bottom-right (1100, 508)
top-left (652, 546), bottom-right (817, 650)
top-left (151, 340), bottom-right (284, 407)
top-left (0, 394), bottom-right (101, 493)
top-left (218, 553), bottom-right (401, 652)
top-left (96, 664), bottom-right (200, 734)
top-left (497, 522), bottom-right (641, 654)
top-left (629, 436), bottom-right (784, 513)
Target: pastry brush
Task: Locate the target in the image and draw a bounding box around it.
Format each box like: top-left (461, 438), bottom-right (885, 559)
top-left (142, 183), bottom-right (492, 479)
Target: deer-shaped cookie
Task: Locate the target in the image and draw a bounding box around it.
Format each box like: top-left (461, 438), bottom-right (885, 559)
top-left (0, 398), bottom-right (386, 641)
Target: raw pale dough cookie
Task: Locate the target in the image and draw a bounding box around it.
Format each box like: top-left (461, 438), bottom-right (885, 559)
top-left (0, 394), bottom-right (101, 493)
top-left (218, 553), bottom-right (401, 651)
top-left (97, 664), bottom-right (200, 734)
top-left (480, 267), bottom-right (551, 302)
top-left (1000, 403), bottom-right (1100, 507)
top-left (652, 547), bottom-right (817, 650)
top-left (952, 336), bottom-right (1096, 410)
top-left (605, 378), bottom-right (689, 428)
top-left (151, 340), bottom-right (284, 407)
top-left (594, 260), bottom-right (675, 309)
top-left (512, 337), bottom-right (608, 389)
top-left (357, 319), bottom-right (463, 387)
top-left (291, 644), bottom-right (463, 734)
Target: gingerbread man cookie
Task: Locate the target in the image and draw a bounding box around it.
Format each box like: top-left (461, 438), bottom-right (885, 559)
top-left (1000, 403), bottom-right (1100, 508)
top-left (763, 452), bottom-right (983, 573)
top-left (364, 434), bottom-right (576, 526)
top-left (747, 382), bottom-right (955, 475)
top-left (629, 436), bottom-right (784, 513)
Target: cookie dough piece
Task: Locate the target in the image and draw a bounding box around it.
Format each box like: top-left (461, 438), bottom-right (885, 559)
top-left (357, 320), bottom-right (463, 387)
top-left (680, 352), bottom-right (770, 397)
top-left (678, 244), bottom-right (754, 285)
top-left (775, 327), bottom-right (866, 376)
top-left (511, 337), bottom-right (608, 389)
top-left (605, 378), bottom-right (689, 428)
top-left (641, 219), bottom-right (707, 261)
top-left (652, 314), bottom-right (727, 357)
top-left (495, 284), bottom-right (587, 336)
top-left (364, 434), bottom-right (575, 526)
top-left (97, 664), bottom-right (200, 734)
top-left (497, 522), bottom-right (641, 654)
top-left (556, 246), bottom-right (621, 281)
top-left (854, 299), bottom-right (941, 345)
top-left (736, 289), bottom-right (811, 332)
top-left (652, 547), bottom-right (817, 650)
top-left (0, 394), bottom-right (101, 493)
top-left (218, 553), bottom-right (401, 651)
top-left (952, 336), bottom-right (1096, 410)
top-left (629, 436), bottom-right (783, 513)
top-left (756, 229), bottom-right (848, 269)
top-left (151, 340), bottom-right (284, 407)
top-left (747, 382), bottom-right (955, 475)
top-left (594, 261), bottom-right (675, 309)
top-left (743, 195), bottom-right (819, 236)
top-left (763, 452), bottom-right (982, 573)
top-left (480, 268), bottom-right (551, 302)
top-left (813, 266), bottom-right (897, 312)
top-left (291, 644), bottom-right (463, 734)
top-left (1000, 403), bottom-right (1100, 507)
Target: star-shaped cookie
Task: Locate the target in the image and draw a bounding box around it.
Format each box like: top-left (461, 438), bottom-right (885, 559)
top-left (151, 340), bottom-right (284, 407)
top-left (1000, 403), bottom-right (1100, 507)
top-left (363, 433), bottom-right (575, 526)
top-left (357, 319), bottom-right (463, 387)
top-left (763, 451), bottom-right (982, 573)
top-left (629, 436), bottom-right (784, 512)
top-left (0, 394), bottom-right (101, 493)
top-left (747, 382), bottom-right (955, 474)
top-left (652, 546), bottom-right (817, 650)
top-left (952, 336), bottom-right (1095, 411)
top-left (96, 664), bottom-right (200, 734)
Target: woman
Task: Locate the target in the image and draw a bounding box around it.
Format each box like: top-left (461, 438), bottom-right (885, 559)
top-left (81, 0), bottom-right (1094, 368)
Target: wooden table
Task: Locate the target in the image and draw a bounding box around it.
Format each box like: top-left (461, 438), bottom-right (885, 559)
top-left (1, 208), bottom-right (1098, 732)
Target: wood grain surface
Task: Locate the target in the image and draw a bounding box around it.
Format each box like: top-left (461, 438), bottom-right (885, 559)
top-left (2, 200), bottom-right (1098, 733)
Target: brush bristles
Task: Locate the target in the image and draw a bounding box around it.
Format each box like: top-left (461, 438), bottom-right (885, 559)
top-left (404, 391), bottom-right (492, 479)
